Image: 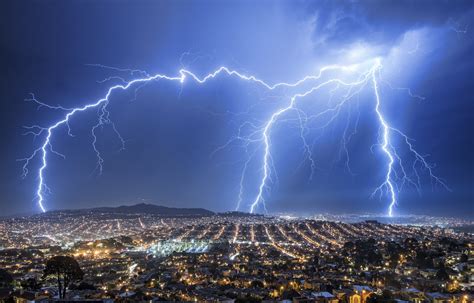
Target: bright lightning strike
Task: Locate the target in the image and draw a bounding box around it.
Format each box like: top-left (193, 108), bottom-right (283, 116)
top-left (20, 58), bottom-right (448, 216)
top-left (371, 61), bottom-right (397, 216)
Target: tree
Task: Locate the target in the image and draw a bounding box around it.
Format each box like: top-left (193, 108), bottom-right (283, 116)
top-left (0, 269), bottom-right (14, 303)
top-left (436, 262), bottom-right (449, 281)
top-left (344, 241), bottom-right (355, 250)
top-left (43, 256), bottom-right (84, 299)
top-left (21, 277), bottom-right (41, 291)
top-left (0, 269), bottom-right (13, 288)
top-left (367, 290), bottom-right (396, 303)
top-left (250, 280), bottom-right (264, 288)
top-left (312, 254), bottom-right (320, 266)
top-left (414, 250), bottom-right (432, 268)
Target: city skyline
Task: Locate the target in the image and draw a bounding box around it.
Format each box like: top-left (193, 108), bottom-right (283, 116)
top-left (0, 207), bottom-right (472, 301)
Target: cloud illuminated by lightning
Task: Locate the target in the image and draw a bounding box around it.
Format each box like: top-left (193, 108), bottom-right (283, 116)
top-left (19, 58), bottom-right (448, 216)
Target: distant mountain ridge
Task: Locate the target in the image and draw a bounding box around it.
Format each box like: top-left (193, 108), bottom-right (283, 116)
top-left (48, 203), bottom-right (215, 217)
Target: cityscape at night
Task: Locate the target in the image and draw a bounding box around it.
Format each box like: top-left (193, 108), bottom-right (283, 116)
top-left (0, 207), bottom-right (473, 301)
top-left (1, 0), bottom-right (473, 302)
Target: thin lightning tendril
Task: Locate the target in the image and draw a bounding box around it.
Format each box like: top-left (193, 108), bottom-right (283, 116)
top-left (20, 60), bottom-right (447, 216)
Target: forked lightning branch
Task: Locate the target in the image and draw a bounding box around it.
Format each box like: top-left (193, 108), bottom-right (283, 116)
top-left (19, 58), bottom-right (448, 217)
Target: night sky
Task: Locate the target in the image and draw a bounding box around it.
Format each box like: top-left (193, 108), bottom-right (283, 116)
top-left (1, 0), bottom-right (473, 217)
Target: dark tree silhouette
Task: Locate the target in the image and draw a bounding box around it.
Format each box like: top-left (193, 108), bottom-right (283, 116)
top-left (0, 268), bottom-right (13, 288)
top-left (344, 241), bottom-right (355, 250)
top-left (367, 290), bottom-right (396, 303)
top-left (352, 239), bottom-right (383, 267)
top-left (21, 277), bottom-right (41, 291)
top-left (414, 250), bottom-right (432, 268)
top-left (436, 262), bottom-right (450, 281)
top-left (43, 256), bottom-right (84, 299)
top-left (250, 280), bottom-right (264, 288)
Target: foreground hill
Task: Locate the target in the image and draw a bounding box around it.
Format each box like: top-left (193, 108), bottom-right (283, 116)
top-left (47, 203), bottom-right (215, 217)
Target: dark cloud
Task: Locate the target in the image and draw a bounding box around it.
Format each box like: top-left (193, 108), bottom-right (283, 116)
top-left (303, 0), bottom-right (474, 51)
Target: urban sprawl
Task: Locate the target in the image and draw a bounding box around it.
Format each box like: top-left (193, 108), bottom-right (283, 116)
top-left (0, 211), bottom-right (472, 302)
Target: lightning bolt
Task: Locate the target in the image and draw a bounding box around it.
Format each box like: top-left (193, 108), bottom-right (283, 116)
top-left (371, 61), bottom-right (397, 216)
top-left (248, 70), bottom-right (372, 213)
top-left (371, 60), bottom-right (450, 216)
top-left (20, 59), bottom-right (448, 216)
